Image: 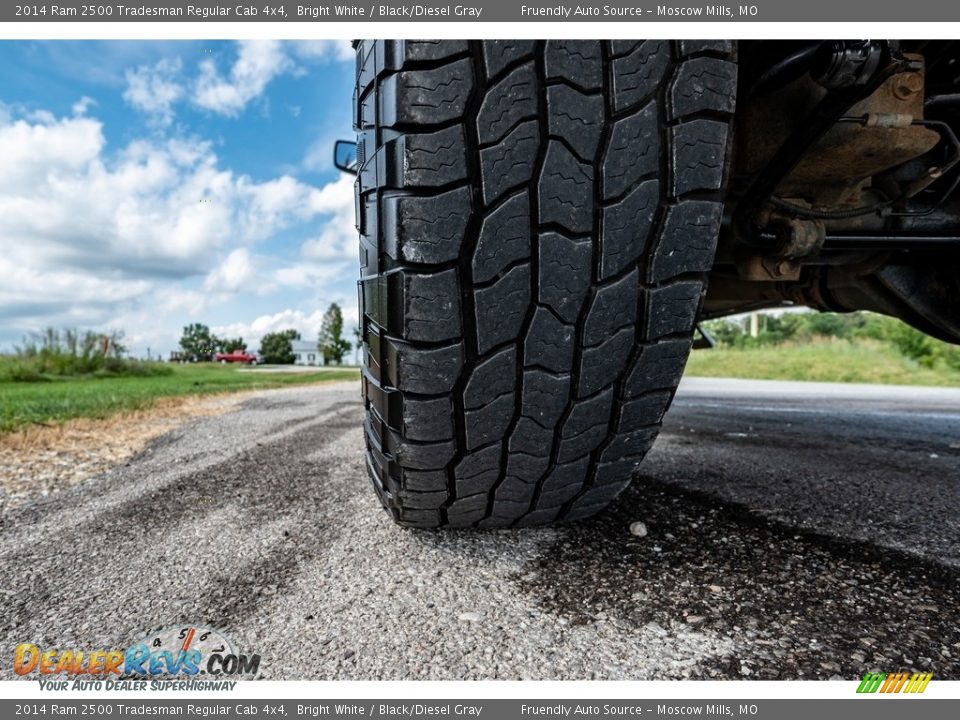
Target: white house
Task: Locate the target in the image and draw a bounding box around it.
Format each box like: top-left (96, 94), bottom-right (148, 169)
top-left (291, 340), bottom-right (324, 366)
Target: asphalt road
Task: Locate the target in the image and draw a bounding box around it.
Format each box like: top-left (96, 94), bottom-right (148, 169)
top-left (2, 378), bottom-right (959, 680)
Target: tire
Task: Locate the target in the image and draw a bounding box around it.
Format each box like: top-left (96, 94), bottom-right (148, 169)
top-left (355, 40), bottom-right (737, 528)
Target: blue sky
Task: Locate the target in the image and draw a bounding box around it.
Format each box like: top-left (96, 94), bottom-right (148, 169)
top-left (0, 40), bottom-right (359, 357)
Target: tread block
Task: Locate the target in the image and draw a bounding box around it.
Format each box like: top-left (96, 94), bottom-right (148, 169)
top-left (578, 326), bottom-right (635, 397)
top-left (399, 126), bottom-right (468, 187)
top-left (521, 369), bottom-right (570, 429)
top-left (648, 200), bottom-right (723, 283)
top-left (393, 341), bottom-right (464, 395)
top-left (384, 186), bottom-right (472, 264)
top-left (670, 120), bottom-right (729, 196)
top-left (472, 193), bottom-right (531, 283)
top-left (611, 41), bottom-right (671, 112)
top-left (464, 346), bottom-right (517, 409)
top-left (454, 443), bottom-right (503, 496)
top-left (624, 339), bottom-right (692, 397)
top-left (508, 417), bottom-right (554, 457)
top-left (478, 499), bottom-right (529, 527)
top-left (474, 263), bottom-right (531, 354)
top-left (389, 432), bottom-right (457, 471)
top-left (608, 40), bottom-right (643, 58)
top-left (574, 482), bottom-right (629, 509)
top-left (541, 456), bottom-right (590, 493)
top-left (678, 40), bottom-right (735, 58)
top-left (399, 508), bottom-right (442, 526)
top-left (618, 390), bottom-right (673, 432)
top-left (402, 396), bottom-right (454, 442)
top-left (593, 459), bottom-right (642, 489)
top-left (480, 120), bottom-right (540, 206)
top-left (482, 40), bottom-right (537, 79)
top-left (524, 307), bottom-right (575, 373)
top-left (399, 489), bottom-right (448, 510)
top-left (557, 387), bottom-right (614, 463)
top-left (383, 59), bottom-right (473, 126)
top-left (399, 40), bottom-right (469, 63)
top-left (645, 280), bottom-right (703, 339)
top-left (603, 101), bottom-right (658, 200)
top-left (403, 269), bottom-right (461, 342)
top-left (464, 394), bottom-right (515, 450)
top-left (538, 232), bottom-right (592, 324)
top-left (669, 57), bottom-right (738, 119)
top-left (478, 62), bottom-right (538, 145)
top-left (544, 41), bottom-right (602, 89)
top-left (538, 141), bottom-right (594, 233)
top-left (495, 474), bottom-right (538, 504)
top-left (539, 457), bottom-right (591, 507)
top-left (404, 469), bottom-right (448, 493)
top-left (583, 268), bottom-right (639, 346)
top-left (546, 84), bottom-right (604, 162)
top-left (562, 501), bottom-right (610, 522)
top-left (447, 507), bottom-right (489, 526)
top-left (447, 492), bottom-right (489, 521)
top-left (599, 427), bottom-right (659, 466)
top-left (516, 507), bottom-right (562, 526)
top-left (600, 179), bottom-right (658, 279)
top-left (539, 485), bottom-right (582, 509)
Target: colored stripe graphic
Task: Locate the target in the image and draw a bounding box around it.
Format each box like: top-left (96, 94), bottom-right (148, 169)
top-left (857, 672), bottom-right (886, 693)
top-left (858, 671), bottom-right (932, 694)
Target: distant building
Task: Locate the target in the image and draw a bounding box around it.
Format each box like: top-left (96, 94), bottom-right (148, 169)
top-left (292, 339), bottom-right (324, 366)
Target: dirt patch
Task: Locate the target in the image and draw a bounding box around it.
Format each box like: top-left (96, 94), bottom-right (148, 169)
top-left (0, 394), bottom-right (244, 506)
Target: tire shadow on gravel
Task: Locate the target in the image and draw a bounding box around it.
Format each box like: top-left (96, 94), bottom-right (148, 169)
top-left (515, 476), bottom-right (960, 680)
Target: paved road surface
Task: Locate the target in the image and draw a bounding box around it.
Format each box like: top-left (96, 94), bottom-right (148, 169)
top-left (2, 378), bottom-right (958, 680)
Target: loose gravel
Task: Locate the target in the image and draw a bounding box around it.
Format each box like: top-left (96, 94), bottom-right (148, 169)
top-left (1, 379), bottom-right (957, 680)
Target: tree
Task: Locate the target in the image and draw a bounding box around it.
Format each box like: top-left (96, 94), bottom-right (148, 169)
top-left (222, 337), bottom-right (246, 353)
top-left (259, 329), bottom-right (300, 365)
top-left (318, 303), bottom-right (351, 365)
top-left (179, 323), bottom-right (220, 361)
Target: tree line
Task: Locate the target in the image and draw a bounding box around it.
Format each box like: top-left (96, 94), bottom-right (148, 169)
top-left (178, 302), bottom-right (356, 365)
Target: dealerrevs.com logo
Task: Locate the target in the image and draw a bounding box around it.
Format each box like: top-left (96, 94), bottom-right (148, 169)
top-left (14, 625), bottom-right (261, 690)
top-left (857, 672), bottom-right (934, 694)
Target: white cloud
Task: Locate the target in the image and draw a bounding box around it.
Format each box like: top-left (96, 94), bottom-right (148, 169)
top-left (300, 173), bottom-right (358, 262)
top-left (123, 57), bottom-right (184, 126)
top-left (193, 41), bottom-right (293, 117)
top-left (0, 107), bottom-right (351, 349)
top-left (287, 40), bottom-right (355, 64)
top-left (121, 41), bottom-right (354, 123)
top-left (71, 96), bottom-right (97, 116)
top-left (156, 289), bottom-right (209, 317)
top-left (203, 248), bottom-right (256, 293)
top-left (0, 111), bottom-right (327, 274)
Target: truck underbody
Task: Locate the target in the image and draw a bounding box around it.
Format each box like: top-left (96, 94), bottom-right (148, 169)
top-left (708, 40), bottom-right (960, 344)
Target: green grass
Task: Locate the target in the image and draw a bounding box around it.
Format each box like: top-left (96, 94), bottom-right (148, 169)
top-left (684, 338), bottom-right (960, 387)
top-left (0, 362), bottom-right (360, 434)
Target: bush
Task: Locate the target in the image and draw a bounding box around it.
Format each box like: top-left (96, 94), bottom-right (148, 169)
top-left (1, 328), bottom-right (172, 382)
top-left (702, 310), bottom-right (960, 372)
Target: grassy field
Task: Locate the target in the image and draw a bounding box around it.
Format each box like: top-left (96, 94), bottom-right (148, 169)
top-left (684, 338), bottom-right (960, 387)
top-left (0, 363), bottom-right (359, 434)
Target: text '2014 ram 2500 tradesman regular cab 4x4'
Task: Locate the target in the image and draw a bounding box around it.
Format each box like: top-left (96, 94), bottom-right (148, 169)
top-left (336, 40), bottom-right (960, 528)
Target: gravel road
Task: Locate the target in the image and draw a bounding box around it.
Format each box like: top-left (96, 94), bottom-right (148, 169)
top-left (2, 378), bottom-right (958, 680)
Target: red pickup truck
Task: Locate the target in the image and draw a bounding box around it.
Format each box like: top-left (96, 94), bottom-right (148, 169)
top-left (214, 350), bottom-right (258, 365)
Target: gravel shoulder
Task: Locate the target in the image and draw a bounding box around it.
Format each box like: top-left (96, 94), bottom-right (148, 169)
top-left (1, 379), bottom-right (957, 680)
